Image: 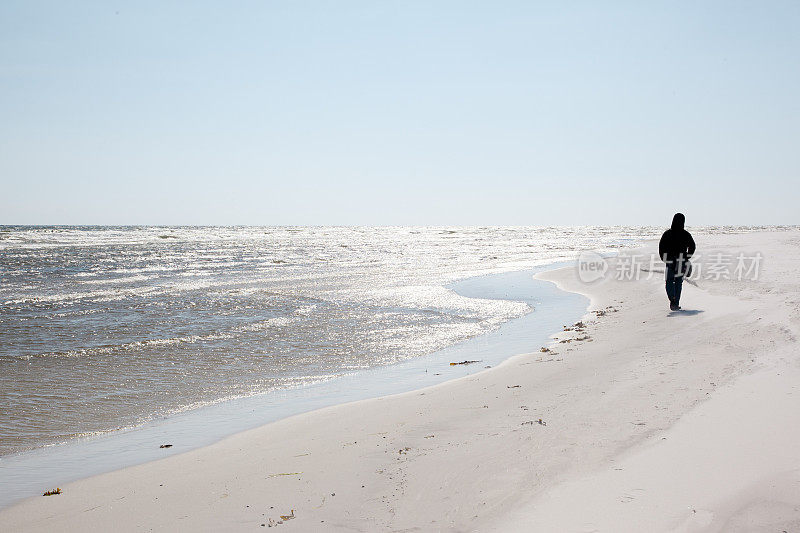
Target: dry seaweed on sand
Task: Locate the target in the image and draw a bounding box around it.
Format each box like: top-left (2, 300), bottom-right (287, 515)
top-left (523, 419), bottom-right (547, 426)
top-left (449, 360), bottom-right (480, 366)
top-left (593, 306), bottom-right (618, 316)
top-left (43, 488), bottom-right (61, 496)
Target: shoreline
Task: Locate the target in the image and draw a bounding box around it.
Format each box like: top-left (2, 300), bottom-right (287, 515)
top-left (0, 264), bottom-right (587, 511)
top-left (2, 230), bottom-right (799, 531)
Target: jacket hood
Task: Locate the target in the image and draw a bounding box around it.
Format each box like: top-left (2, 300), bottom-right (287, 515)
top-left (671, 213), bottom-right (685, 230)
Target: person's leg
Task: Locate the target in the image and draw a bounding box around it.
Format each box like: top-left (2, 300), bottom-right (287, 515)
top-left (665, 264), bottom-right (676, 306)
top-left (674, 275), bottom-right (683, 308)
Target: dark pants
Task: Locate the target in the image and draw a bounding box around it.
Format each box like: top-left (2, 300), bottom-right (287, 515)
top-left (665, 263), bottom-right (683, 306)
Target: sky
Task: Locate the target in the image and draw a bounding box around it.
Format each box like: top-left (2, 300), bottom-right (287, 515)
top-left (1, 1), bottom-right (798, 226)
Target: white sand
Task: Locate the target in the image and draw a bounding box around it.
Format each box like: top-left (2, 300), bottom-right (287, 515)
top-left (2, 230), bottom-right (799, 532)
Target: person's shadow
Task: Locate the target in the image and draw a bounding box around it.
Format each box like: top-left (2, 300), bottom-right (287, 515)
top-left (668, 309), bottom-right (704, 317)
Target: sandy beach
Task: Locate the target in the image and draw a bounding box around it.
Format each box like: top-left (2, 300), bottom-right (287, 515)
top-left (2, 230), bottom-right (798, 532)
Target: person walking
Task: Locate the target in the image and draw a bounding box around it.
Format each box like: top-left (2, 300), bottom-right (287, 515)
top-left (658, 213), bottom-right (696, 311)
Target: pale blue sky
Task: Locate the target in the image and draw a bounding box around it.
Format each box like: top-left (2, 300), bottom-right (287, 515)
top-left (1, 1), bottom-right (798, 225)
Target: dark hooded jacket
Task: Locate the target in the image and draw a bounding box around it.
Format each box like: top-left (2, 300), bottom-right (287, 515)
top-left (659, 213), bottom-right (695, 271)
